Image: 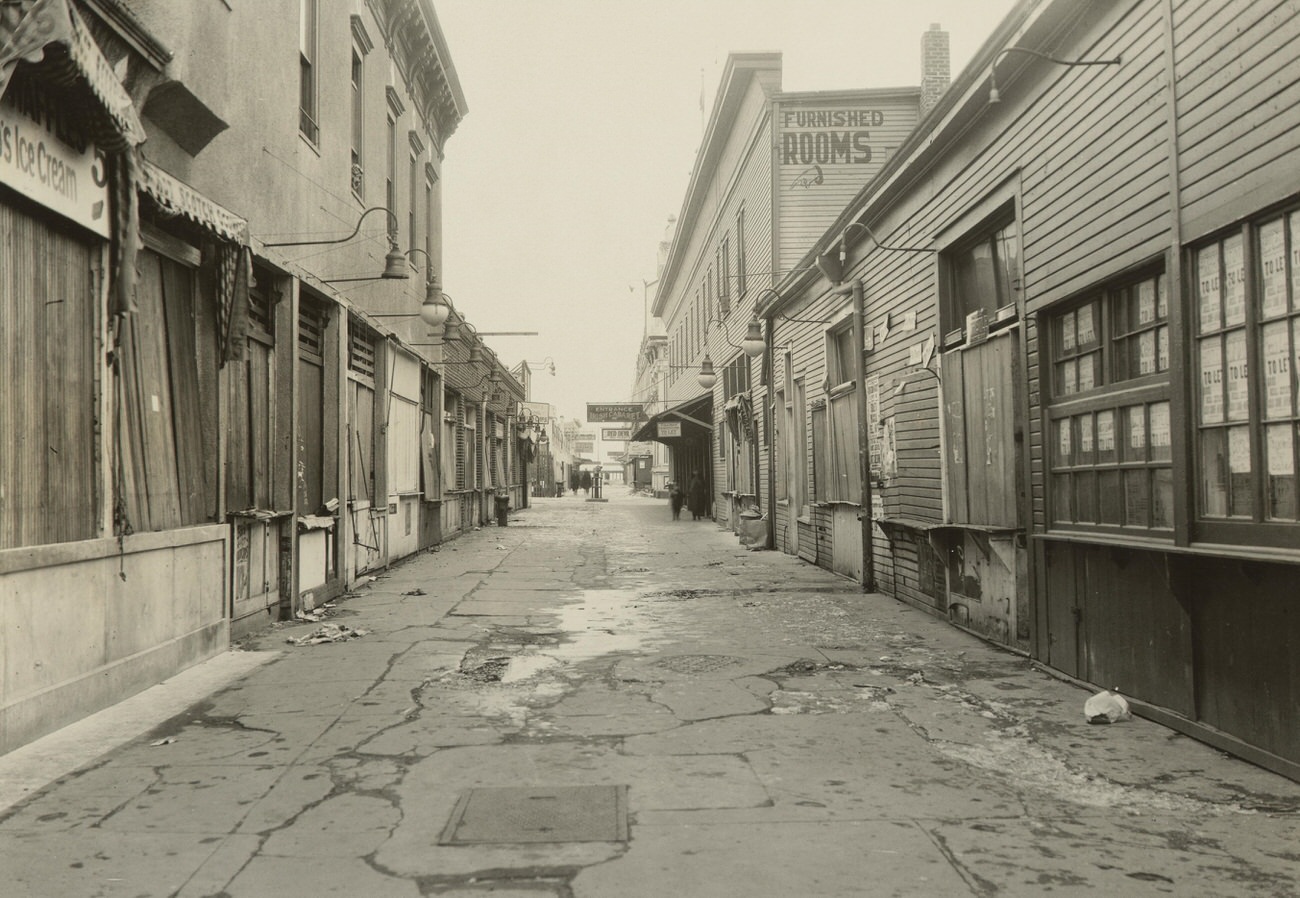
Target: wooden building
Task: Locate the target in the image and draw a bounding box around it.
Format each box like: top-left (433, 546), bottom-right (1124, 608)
top-left (636, 42), bottom-right (946, 536)
top-left (0, 0), bottom-right (529, 755)
top-left (763, 0), bottom-right (1300, 778)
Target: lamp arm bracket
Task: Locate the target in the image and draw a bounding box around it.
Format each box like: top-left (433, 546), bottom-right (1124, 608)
top-left (264, 206), bottom-right (398, 248)
top-left (993, 46), bottom-right (1122, 70)
top-left (841, 221), bottom-right (935, 255)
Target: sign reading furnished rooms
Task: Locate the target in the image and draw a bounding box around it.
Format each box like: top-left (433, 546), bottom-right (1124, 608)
top-left (0, 88), bottom-right (109, 238)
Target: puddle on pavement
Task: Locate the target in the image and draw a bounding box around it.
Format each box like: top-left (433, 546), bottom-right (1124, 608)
top-left (546, 588), bottom-right (673, 662)
top-left (439, 590), bottom-right (677, 725)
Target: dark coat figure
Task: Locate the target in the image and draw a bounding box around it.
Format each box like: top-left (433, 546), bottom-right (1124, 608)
top-left (668, 482), bottom-right (685, 520)
top-left (579, 470), bottom-right (593, 495)
top-left (687, 473), bottom-right (708, 520)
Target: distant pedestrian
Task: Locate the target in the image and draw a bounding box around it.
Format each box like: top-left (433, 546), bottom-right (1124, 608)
top-left (668, 482), bottom-right (685, 520)
top-left (580, 470), bottom-right (592, 496)
top-left (687, 472), bottom-right (707, 520)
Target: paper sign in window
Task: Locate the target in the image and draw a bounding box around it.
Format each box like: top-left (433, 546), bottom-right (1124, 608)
top-left (1077, 354), bottom-right (1095, 392)
top-left (1127, 405), bottom-right (1146, 451)
top-left (1260, 219), bottom-right (1288, 318)
top-left (1223, 235), bottom-right (1246, 327)
top-left (1078, 414), bottom-right (1094, 459)
top-left (1262, 321), bottom-right (1292, 420)
top-left (1290, 214), bottom-right (1300, 307)
top-left (1200, 338), bottom-right (1224, 424)
top-left (1077, 304), bottom-right (1097, 347)
top-left (1226, 330), bottom-right (1249, 421)
top-left (1197, 244), bottom-right (1221, 334)
top-left (1061, 310), bottom-right (1076, 352)
top-left (1097, 410), bottom-right (1115, 453)
top-left (1267, 425), bottom-right (1294, 476)
top-left (1138, 280), bottom-right (1156, 325)
top-left (1229, 427), bottom-right (1251, 473)
top-left (1139, 331), bottom-right (1156, 375)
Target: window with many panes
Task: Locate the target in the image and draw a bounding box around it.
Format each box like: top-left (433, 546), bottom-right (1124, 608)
top-left (1047, 270), bottom-right (1172, 531)
top-left (1194, 208), bottom-right (1300, 537)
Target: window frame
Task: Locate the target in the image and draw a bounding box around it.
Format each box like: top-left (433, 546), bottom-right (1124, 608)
top-left (298, 0), bottom-right (319, 144)
top-left (824, 312), bottom-right (856, 392)
top-left (1190, 203), bottom-right (1300, 549)
top-left (939, 206), bottom-right (1019, 347)
top-left (1043, 266), bottom-right (1174, 536)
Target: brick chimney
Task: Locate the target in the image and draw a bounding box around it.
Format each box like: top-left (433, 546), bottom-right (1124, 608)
top-left (920, 23), bottom-right (950, 118)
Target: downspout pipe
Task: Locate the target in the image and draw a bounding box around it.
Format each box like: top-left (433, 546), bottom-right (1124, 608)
top-left (833, 278), bottom-right (874, 592)
top-left (762, 310), bottom-right (775, 550)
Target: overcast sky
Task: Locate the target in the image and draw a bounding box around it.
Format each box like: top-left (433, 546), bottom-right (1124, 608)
top-left (433, 0), bottom-right (1020, 426)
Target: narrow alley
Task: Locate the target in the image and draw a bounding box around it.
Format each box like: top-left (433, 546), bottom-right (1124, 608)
top-left (3, 493), bottom-right (1299, 897)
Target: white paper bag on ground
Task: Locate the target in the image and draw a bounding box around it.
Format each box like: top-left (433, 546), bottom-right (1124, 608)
top-left (1084, 689), bottom-right (1131, 724)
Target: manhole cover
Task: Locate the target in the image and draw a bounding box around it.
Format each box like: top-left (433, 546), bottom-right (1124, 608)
top-left (651, 654), bottom-right (744, 674)
top-left (439, 785), bottom-right (629, 844)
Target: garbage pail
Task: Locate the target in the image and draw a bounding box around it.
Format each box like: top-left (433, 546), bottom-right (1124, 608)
top-left (494, 491), bottom-right (510, 527)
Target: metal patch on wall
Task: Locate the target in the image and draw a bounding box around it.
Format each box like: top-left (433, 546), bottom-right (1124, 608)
top-left (439, 785), bottom-right (629, 844)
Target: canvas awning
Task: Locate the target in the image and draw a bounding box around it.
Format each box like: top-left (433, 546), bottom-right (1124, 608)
top-left (630, 393), bottom-right (713, 444)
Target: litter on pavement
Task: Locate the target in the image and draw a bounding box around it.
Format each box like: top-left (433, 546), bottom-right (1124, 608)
top-left (286, 623), bottom-right (370, 646)
top-left (1084, 689), bottom-right (1132, 724)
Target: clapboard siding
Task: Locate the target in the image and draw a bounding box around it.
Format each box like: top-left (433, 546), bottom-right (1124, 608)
top-left (1175, 0), bottom-right (1300, 231)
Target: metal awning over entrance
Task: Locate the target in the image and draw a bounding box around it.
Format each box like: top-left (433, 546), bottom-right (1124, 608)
top-left (631, 393), bottom-right (713, 444)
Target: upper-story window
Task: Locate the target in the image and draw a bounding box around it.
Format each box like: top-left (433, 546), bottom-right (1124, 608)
top-left (1046, 269), bottom-right (1172, 533)
top-left (827, 319), bottom-right (856, 389)
top-left (735, 208), bottom-right (747, 298)
top-left (719, 235), bottom-right (732, 315)
top-left (385, 115), bottom-right (397, 239)
top-left (942, 215), bottom-right (1018, 346)
top-left (350, 50), bottom-right (364, 195)
top-left (299, 0), bottom-right (319, 143)
top-left (1194, 206), bottom-right (1300, 537)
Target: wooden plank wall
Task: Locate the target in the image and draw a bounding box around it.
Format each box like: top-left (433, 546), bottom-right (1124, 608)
top-left (1174, 0), bottom-right (1300, 237)
top-left (0, 201), bottom-right (97, 548)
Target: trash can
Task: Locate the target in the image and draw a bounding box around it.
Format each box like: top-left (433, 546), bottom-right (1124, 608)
top-left (494, 490), bottom-right (510, 527)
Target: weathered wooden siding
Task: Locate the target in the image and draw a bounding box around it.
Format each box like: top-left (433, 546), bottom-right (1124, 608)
top-left (1175, 0), bottom-right (1300, 238)
top-left (0, 202), bottom-right (98, 549)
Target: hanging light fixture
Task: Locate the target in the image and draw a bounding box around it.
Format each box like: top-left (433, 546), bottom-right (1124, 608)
top-left (697, 355), bottom-right (717, 389)
top-left (265, 206), bottom-right (409, 280)
top-left (740, 317), bottom-right (765, 359)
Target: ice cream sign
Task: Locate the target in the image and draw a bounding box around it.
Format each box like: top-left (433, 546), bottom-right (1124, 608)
top-left (0, 87), bottom-right (109, 237)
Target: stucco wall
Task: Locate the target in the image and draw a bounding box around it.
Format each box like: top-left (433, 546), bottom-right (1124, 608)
top-left (0, 526), bottom-right (229, 753)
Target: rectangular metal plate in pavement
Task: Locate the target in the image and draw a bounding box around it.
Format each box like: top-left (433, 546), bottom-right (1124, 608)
top-left (439, 785), bottom-right (629, 844)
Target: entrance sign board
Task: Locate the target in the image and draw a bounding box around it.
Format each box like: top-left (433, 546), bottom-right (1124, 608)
top-left (586, 403), bottom-right (644, 423)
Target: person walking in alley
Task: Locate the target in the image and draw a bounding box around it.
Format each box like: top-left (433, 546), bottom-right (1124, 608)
top-left (668, 481), bottom-right (685, 520)
top-left (580, 470), bottom-right (592, 496)
top-left (687, 471), bottom-right (707, 520)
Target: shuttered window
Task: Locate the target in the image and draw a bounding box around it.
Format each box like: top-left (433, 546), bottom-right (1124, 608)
top-left (117, 242), bottom-right (221, 531)
top-left (0, 203), bottom-right (98, 548)
top-left (228, 266), bottom-right (278, 512)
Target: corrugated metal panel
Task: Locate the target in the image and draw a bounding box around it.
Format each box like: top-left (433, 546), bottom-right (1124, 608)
top-left (0, 202), bottom-right (98, 548)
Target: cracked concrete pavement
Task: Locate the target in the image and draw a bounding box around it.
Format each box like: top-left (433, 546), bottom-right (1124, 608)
top-left (2, 491), bottom-right (1300, 897)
